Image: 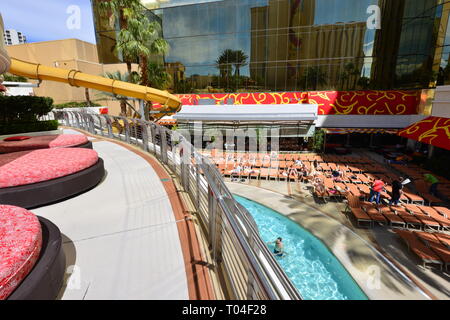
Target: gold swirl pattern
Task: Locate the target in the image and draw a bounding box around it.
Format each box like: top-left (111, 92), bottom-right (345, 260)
top-left (171, 90), bottom-right (420, 115)
top-left (399, 117), bottom-right (450, 151)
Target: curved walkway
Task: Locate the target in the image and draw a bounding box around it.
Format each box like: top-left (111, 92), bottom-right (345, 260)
top-left (227, 182), bottom-right (431, 300)
top-left (33, 129), bottom-right (213, 300)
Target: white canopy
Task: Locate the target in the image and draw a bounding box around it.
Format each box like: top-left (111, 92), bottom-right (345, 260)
top-left (316, 115), bottom-right (428, 129)
top-left (174, 104), bottom-right (318, 121)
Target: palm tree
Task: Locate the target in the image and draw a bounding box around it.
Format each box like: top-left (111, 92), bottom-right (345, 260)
top-left (137, 22), bottom-right (170, 88)
top-left (97, 0), bottom-right (170, 121)
top-left (232, 50), bottom-right (248, 77)
top-left (100, 71), bottom-right (140, 117)
top-left (299, 66), bottom-right (328, 90)
top-left (146, 62), bottom-right (171, 90)
top-left (344, 62), bottom-right (361, 90)
top-left (338, 62), bottom-right (361, 90)
top-left (97, 0), bottom-right (143, 76)
top-left (216, 49), bottom-right (234, 83)
top-left (215, 49), bottom-right (248, 89)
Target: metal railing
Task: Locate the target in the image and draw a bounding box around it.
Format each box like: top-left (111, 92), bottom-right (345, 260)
top-left (55, 110), bottom-right (302, 300)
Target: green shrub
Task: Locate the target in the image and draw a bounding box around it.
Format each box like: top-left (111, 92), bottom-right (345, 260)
top-left (2, 73), bottom-right (28, 82)
top-left (54, 101), bottom-right (101, 109)
top-left (0, 96), bottom-right (54, 122)
top-left (312, 129), bottom-right (325, 153)
top-left (0, 120), bottom-right (59, 135)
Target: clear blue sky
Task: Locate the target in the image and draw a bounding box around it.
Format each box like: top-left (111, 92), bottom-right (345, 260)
top-left (1, 0), bottom-right (96, 44)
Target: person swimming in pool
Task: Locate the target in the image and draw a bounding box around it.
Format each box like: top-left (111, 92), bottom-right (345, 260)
top-left (268, 237), bottom-right (285, 257)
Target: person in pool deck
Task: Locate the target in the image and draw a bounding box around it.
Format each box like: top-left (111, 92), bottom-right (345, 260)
top-left (267, 237), bottom-right (285, 257)
top-left (424, 173), bottom-right (440, 196)
top-left (389, 177), bottom-right (404, 206)
top-left (369, 178), bottom-right (385, 205)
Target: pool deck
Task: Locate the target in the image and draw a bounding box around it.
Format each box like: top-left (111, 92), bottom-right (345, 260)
top-left (227, 182), bottom-right (435, 300)
top-left (33, 129), bottom-right (215, 300)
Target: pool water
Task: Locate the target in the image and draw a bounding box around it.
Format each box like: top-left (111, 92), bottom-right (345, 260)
top-left (234, 195), bottom-right (368, 300)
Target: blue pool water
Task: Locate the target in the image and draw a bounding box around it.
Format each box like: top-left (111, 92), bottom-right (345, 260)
top-left (234, 195), bottom-right (368, 300)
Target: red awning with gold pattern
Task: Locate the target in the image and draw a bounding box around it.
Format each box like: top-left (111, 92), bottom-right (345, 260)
top-left (398, 116), bottom-right (450, 150)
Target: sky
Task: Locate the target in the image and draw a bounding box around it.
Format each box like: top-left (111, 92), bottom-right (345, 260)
top-left (1, 0), bottom-right (96, 44)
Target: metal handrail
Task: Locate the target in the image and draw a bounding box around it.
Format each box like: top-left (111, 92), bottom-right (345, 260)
top-left (55, 110), bottom-right (302, 300)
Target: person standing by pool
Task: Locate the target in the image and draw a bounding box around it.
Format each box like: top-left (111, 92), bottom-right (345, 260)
top-left (369, 178), bottom-right (385, 205)
top-left (268, 237), bottom-right (285, 257)
top-left (389, 177), bottom-right (404, 206)
top-left (424, 173), bottom-right (440, 196)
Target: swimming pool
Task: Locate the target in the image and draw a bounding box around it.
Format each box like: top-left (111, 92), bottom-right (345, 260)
top-left (234, 195), bottom-right (368, 300)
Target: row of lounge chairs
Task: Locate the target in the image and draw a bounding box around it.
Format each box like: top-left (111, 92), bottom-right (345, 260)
top-left (389, 162), bottom-right (450, 203)
top-left (395, 229), bottom-right (450, 271)
top-left (318, 178), bottom-right (426, 204)
top-left (345, 195), bottom-right (450, 232)
top-left (206, 151), bottom-right (373, 164)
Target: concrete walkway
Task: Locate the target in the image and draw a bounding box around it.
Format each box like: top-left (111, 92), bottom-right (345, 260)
top-left (227, 182), bottom-right (431, 300)
top-left (33, 130), bottom-right (189, 300)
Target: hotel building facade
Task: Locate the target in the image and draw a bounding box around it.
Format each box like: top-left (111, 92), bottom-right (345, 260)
top-left (91, 0), bottom-right (449, 151)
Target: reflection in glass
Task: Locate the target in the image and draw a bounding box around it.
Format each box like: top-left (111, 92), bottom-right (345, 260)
top-left (92, 0), bottom-right (450, 93)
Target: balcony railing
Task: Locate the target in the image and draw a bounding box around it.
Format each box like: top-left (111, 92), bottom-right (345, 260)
top-left (54, 110), bottom-right (302, 300)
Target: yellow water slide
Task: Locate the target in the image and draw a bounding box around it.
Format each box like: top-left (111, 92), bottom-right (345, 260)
top-left (8, 58), bottom-right (182, 118)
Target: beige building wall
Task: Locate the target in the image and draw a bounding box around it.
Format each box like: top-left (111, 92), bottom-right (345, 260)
top-left (6, 38), bottom-right (138, 116)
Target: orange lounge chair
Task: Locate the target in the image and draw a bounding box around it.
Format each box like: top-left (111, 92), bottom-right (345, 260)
top-left (415, 180), bottom-right (443, 205)
top-left (328, 163), bottom-right (337, 171)
top-left (433, 206), bottom-right (450, 218)
top-left (411, 211), bottom-right (441, 232)
top-left (248, 168), bottom-right (260, 180)
top-left (312, 187), bottom-right (330, 203)
top-left (278, 161), bottom-right (287, 169)
top-left (417, 206), bottom-right (450, 232)
top-left (414, 231), bottom-right (441, 246)
top-left (416, 232), bottom-right (450, 270)
top-left (429, 244), bottom-right (450, 271)
top-left (268, 168), bottom-right (279, 180)
top-left (428, 211), bottom-right (450, 232)
top-left (347, 166), bottom-right (361, 174)
top-left (270, 161), bottom-right (280, 169)
top-left (356, 174), bottom-right (370, 184)
top-left (358, 184), bottom-right (371, 199)
top-left (403, 204), bottom-right (422, 214)
top-left (345, 195), bottom-right (373, 228)
top-left (262, 158), bottom-right (271, 168)
top-left (403, 188), bottom-right (425, 205)
top-left (323, 178), bottom-right (335, 189)
top-left (394, 208), bottom-right (423, 230)
top-left (347, 184), bottom-right (362, 198)
top-left (364, 205), bottom-right (388, 225)
top-left (217, 163), bottom-right (225, 175)
top-left (395, 230), bottom-right (443, 270)
top-left (278, 170), bottom-right (289, 181)
top-left (286, 161), bottom-right (294, 168)
top-left (334, 182), bottom-right (349, 198)
top-left (436, 233), bottom-right (450, 248)
top-left (284, 154), bottom-right (294, 161)
top-left (259, 168), bottom-right (269, 180)
top-left (239, 169), bottom-right (250, 181)
top-left (223, 163), bottom-right (235, 177)
top-left (379, 206), bottom-right (406, 228)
